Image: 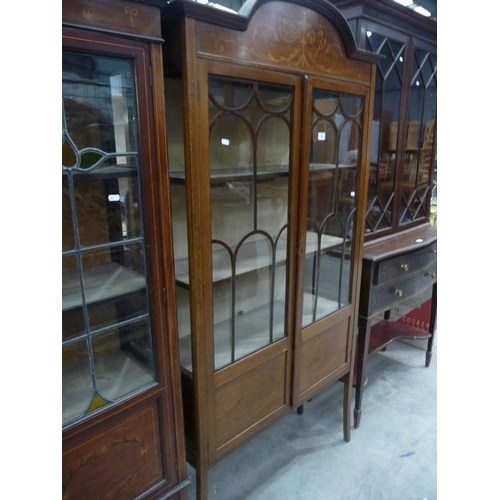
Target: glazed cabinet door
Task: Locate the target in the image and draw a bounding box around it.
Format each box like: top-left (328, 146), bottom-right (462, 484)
top-left (398, 39), bottom-right (437, 230)
top-left (169, 61), bottom-right (302, 462)
top-left (62, 29), bottom-right (187, 500)
top-left (293, 77), bottom-right (370, 406)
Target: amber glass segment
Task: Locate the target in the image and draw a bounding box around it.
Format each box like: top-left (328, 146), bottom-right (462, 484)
top-left (302, 89), bottom-right (363, 327)
top-left (208, 76), bottom-right (292, 370)
top-left (365, 33), bottom-right (405, 234)
top-left (62, 339), bottom-right (93, 425)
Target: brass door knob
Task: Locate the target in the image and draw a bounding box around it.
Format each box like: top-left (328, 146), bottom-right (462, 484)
top-left (395, 289), bottom-right (403, 298)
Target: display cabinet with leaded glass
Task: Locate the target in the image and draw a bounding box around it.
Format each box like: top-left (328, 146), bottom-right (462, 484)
top-left (331, 0), bottom-right (437, 238)
top-left (330, 0), bottom-right (438, 429)
top-left (161, 1), bottom-right (378, 498)
top-left (62, 2), bottom-right (188, 499)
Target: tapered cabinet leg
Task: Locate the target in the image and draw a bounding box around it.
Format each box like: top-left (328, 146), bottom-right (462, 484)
top-left (426, 282), bottom-right (437, 368)
top-left (354, 317), bottom-right (371, 429)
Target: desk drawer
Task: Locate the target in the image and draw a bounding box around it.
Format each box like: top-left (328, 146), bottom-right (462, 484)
top-left (369, 264), bottom-right (437, 316)
top-left (376, 242), bottom-right (437, 286)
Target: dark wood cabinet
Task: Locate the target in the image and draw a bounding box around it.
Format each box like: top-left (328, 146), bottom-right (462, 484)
top-left (160, 1), bottom-right (378, 498)
top-left (331, 0), bottom-right (437, 240)
top-left (330, 0), bottom-right (438, 429)
top-left (355, 223), bottom-right (437, 427)
top-left (62, 1), bottom-right (188, 498)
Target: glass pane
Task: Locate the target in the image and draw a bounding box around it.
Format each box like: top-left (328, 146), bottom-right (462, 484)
top-left (366, 35), bottom-right (405, 234)
top-left (257, 117), bottom-right (290, 173)
top-left (234, 234), bottom-right (273, 361)
top-left (73, 168), bottom-right (142, 247)
top-left (210, 115), bottom-right (253, 175)
top-left (212, 241), bottom-right (233, 370)
top-left (302, 90), bottom-right (363, 327)
top-left (92, 321), bottom-right (155, 402)
top-left (257, 82), bottom-right (292, 113)
top-left (62, 339), bottom-right (93, 425)
top-left (62, 51), bottom-right (156, 426)
top-left (209, 77), bottom-right (253, 110)
top-left (209, 76), bottom-right (292, 370)
top-left (165, 77), bottom-right (193, 372)
top-left (62, 254), bottom-right (85, 341)
top-left (311, 119), bottom-right (337, 165)
top-left (62, 173), bottom-right (74, 252)
top-left (62, 52), bottom-right (138, 155)
top-left (399, 48), bottom-right (437, 225)
top-left (79, 244), bottom-right (147, 332)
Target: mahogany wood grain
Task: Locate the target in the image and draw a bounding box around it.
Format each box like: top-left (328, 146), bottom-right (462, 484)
top-left (62, 0), bottom-right (162, 40)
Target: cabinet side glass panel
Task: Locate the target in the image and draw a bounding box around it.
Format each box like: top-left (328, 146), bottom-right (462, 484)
top-left (208, 77), bottom-right (292, 370)
top-left (62, 52), bottom-right (155, 426)
top-left (365, 32), bottom-right (405, 234)
top-left (302, 90), bottom-right (364, 327)
top-left (399, 49), bottom-right (437, 226)
top-left (165, 77), bottom-right (193, 373)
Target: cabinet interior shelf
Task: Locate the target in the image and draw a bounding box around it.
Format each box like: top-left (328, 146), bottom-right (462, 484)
top-left (368, 319), bottom-right (431, 355)
top-left (174, 231), bottom-right (344, 286)
top-left (64, 165), bottom-right (138, 180)
top-left (62, 262), bottom-right (146, 311)
top-left (169, 163), bottom-right (355, 185)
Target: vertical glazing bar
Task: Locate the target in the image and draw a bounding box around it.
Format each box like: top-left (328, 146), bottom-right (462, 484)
top-left (66, 168), bottom-right (100, 400)
top-left (269, 239), bottom-right (277, 344)
top-left (230, 251), bottom-right (236, 363)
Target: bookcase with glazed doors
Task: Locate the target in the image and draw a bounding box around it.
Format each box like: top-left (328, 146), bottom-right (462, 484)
top-left (160, 0), bottom-right (378, 497)
top-left (330, 0), bottom-right (438, 428)
top-left (62, 1), bottom-right (188, 498)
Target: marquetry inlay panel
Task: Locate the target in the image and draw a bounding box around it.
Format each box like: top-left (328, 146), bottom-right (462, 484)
top-left (196, 1), bottom-right (371, 82)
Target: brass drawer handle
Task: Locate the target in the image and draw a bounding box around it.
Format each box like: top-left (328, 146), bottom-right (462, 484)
top-left (428, 271), bottom-right (436, 279)
top-left (432, 248), bottom-right (437, 255)
top-left (395, 289), bottom-right (403, 298)
top-left (400, 264), bottom-right (409, 272)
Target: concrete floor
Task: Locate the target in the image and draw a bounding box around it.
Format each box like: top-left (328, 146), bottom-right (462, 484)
top-left (187, 341), bottom-right (437, 500)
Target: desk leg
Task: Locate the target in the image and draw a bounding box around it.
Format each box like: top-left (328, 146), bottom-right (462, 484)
top-left (354, 317), bottom-right (371, 429)
top-left (426, 282), bottom-right (437, 368)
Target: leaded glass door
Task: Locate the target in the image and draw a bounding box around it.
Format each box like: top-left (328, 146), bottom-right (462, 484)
top-left (293, 77), bottom-right (369, 414)
top-left (399, 44), bottom-right (437, 227)
top-left (365, 31), bottom-right (406, 235)
top-left (207, 75), bottom-right (293, 370)
top-left (199, 64), bottom-right (302, 461)
top-left (62, 50), bottom-right (156, 426)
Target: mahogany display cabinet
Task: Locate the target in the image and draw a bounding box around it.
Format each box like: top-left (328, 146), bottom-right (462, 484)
top-left (160, 0), bottom-right (379, 497)
top-left (62, 1), bottom-right (189, 498)
top-left (330, 0), bottom-right (438, 428)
